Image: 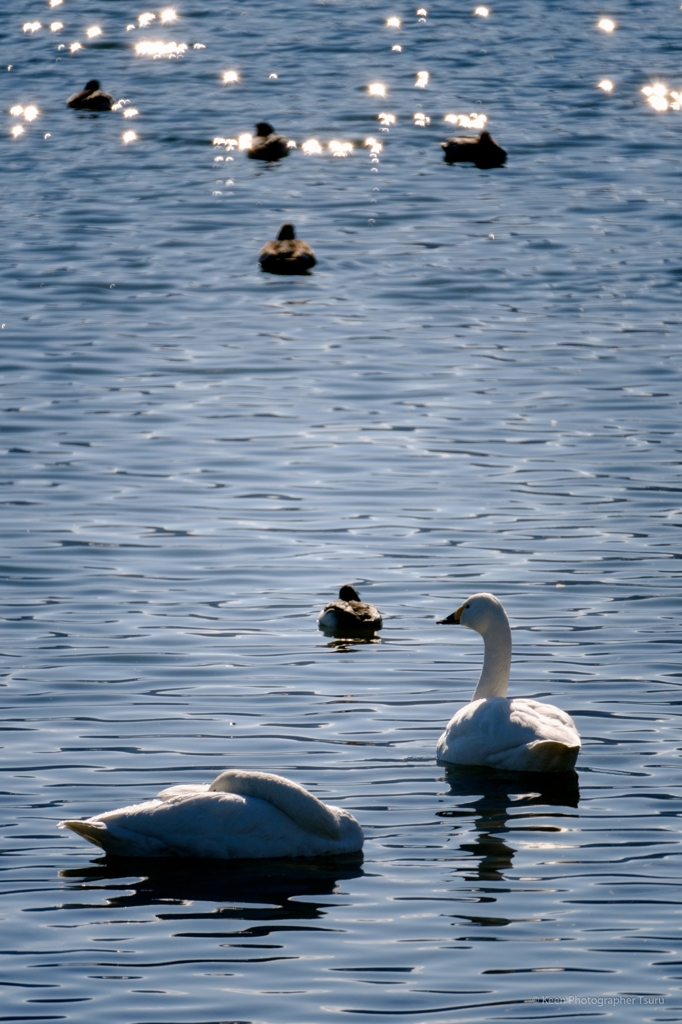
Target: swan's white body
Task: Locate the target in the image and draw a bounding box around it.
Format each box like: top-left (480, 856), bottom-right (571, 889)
top-left (58, 770), bottom-right (363, 859)
top-left (437, 594), bottom-right (580, 772)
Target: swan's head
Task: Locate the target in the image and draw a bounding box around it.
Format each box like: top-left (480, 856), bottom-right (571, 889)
top-left (339, 583), bottom-right (361, 602)
top-left (255, 121), bottom-right (275, 137)
top-left (85, 79), bottom-right (101, 92)
top-left (277, 223), bottom-right (296, 241)
top-left (438, 592), bottom-right (507, 635)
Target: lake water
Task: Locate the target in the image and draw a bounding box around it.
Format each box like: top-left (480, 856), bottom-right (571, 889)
top-left (2, 0), bottom-right (682, 1021)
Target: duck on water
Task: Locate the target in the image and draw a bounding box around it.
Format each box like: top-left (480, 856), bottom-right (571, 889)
top-left (437, 593), bottom-right (580, 772)
top-left (318, 584), bottom-right (383, 638)
top-left (441, 130), bottom-right (507, 169)
top-left (259, 224), bottom-right (316, 275)
top-left (67, 80), bottom-right (115, 111)
top-left (248, 121), bottom-right (290, 162)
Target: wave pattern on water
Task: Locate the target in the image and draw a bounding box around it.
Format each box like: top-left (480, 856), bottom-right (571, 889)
top-left (1, 0), bottom-right (682, 1021)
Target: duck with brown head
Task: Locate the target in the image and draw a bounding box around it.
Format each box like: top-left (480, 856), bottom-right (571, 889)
top-left (318, 584), bottom-right (382, 638)
top-left (441, 130), bottom-right (507, 169)
top-left (248, 121), bottom-right (290, 162)
top-left (259, 224), bottom-right (316, 275)
top-left (67, 79), bottom-right (115, 111)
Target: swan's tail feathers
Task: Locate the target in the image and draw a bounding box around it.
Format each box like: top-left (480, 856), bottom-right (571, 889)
top-left (58, 816), bottom-right (173, 857)
top-left (58, 819), bottom-right (107, 849)
top-left (209, 770), bottom-right (342, 840)
top-left (528, 740), bottom-right (580, 773)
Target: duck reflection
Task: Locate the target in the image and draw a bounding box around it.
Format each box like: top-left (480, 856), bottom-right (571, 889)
top-left (324, 635), bottom-right (382, 653)
top-left (439, 766), bottom-right (579, 881)
top-left (59, 853), bottom-right (363, 918)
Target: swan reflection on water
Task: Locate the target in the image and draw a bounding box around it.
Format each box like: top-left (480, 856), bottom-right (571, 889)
top-left (439, 765), bottom-right (579, 882)
top-left (59, 853), bottom-right (364, 916)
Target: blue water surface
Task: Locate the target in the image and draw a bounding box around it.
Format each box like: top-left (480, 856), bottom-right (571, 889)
top-left (1, 0), bottom-right (682, 1021)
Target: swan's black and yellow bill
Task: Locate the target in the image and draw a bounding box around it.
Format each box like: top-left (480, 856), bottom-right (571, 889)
top-left (437, 603), bottom-right (465, 625)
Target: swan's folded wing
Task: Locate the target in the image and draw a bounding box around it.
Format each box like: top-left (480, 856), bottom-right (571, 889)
top-left (499, 739), bottom-right (579, 772)
top-left (209, 769), bottom-right (341, 839)
top-left (508, 698), bottom-right (580, 747)
top-left (157, 783), bottom-right (210, 801)
top-left (437, 696), bottom-right (580, 771)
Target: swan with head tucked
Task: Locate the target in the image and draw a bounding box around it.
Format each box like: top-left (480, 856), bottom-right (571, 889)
top-left (437, 594), bottom-right (580, 772)
top-left (58, 769), bottom-right (363, 859)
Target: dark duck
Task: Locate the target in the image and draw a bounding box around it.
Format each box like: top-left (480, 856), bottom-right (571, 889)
top-left (318, 585), bottom-right (383, 638)
top-left (66, 79), bottom-right (115, 111)
top-left (259, 224), bottom-right (316, 276)
top-left (247, 121), bottom-right (290, 162)
top-left (441, 130), bottom-right (507, 169)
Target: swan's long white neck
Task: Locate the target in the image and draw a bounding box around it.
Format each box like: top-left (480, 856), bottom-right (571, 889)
top-left (471, 605), bottom-right (512, 700)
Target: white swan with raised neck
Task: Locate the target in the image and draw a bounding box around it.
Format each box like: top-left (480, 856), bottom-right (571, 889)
top-left (437, 593), bottom-right (581, 773)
